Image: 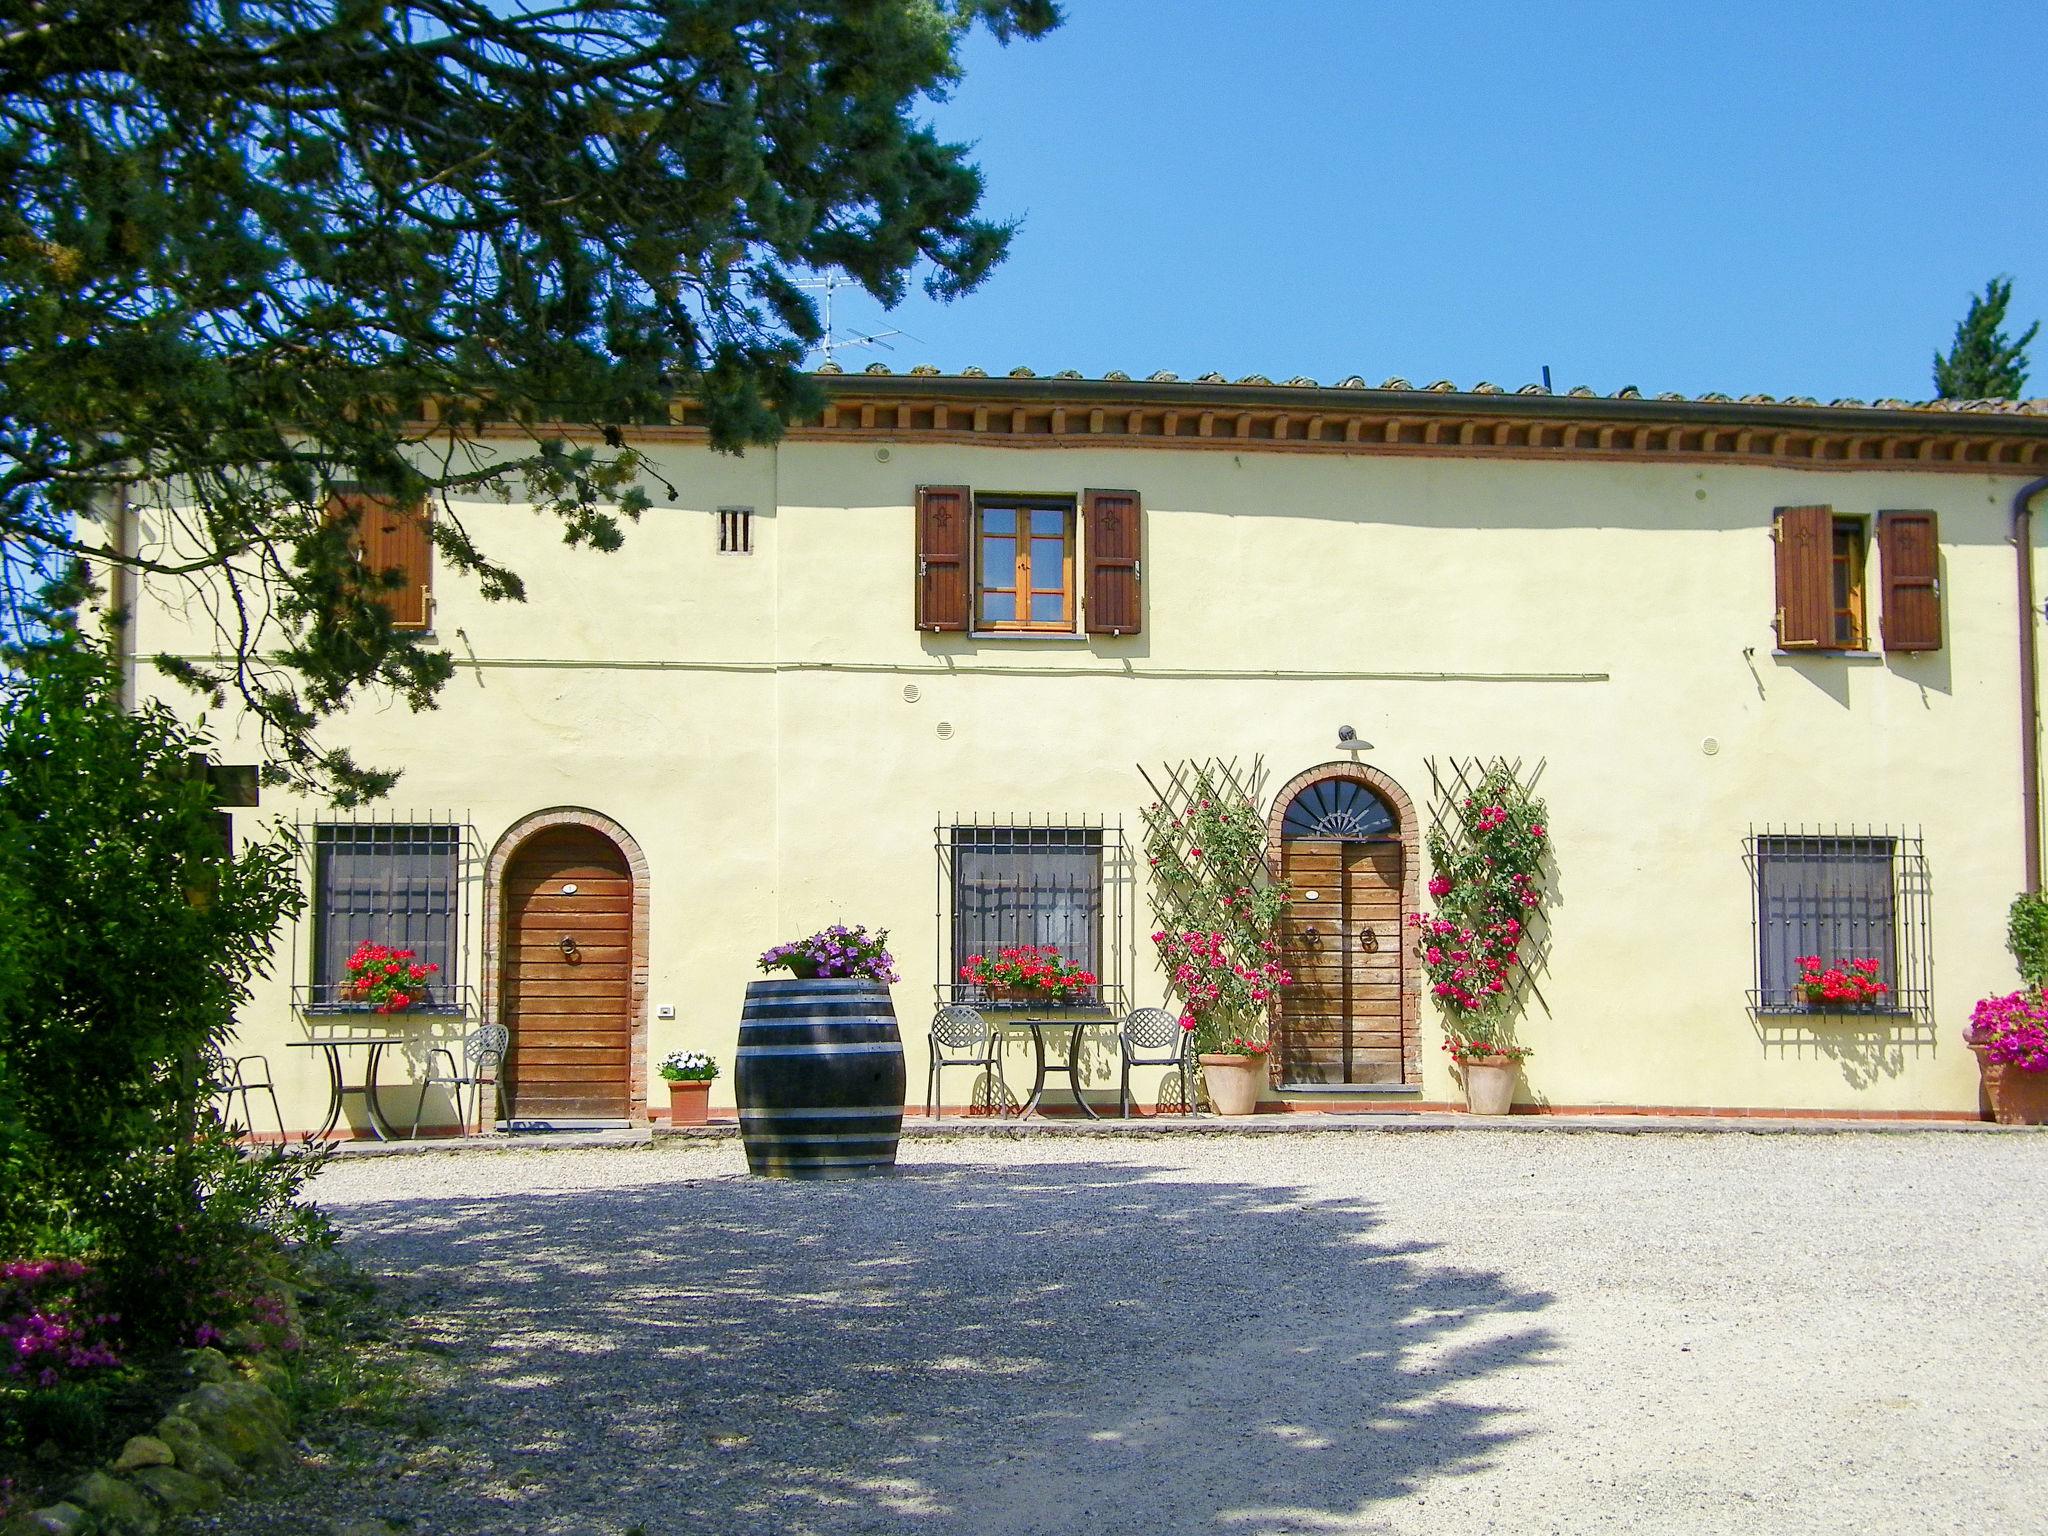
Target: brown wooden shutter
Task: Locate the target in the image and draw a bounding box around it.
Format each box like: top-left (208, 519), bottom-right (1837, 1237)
top-left (1082, 488), bottom-right (1143, 635)
top-left (1878, 510), bottom-right (1942, 652)
top-left (331, 491), bottom-right (432, 631)
top-left (1773, 504), bottom-right (1833, 649)
top-left (915, 484), bottom-right (970, 631)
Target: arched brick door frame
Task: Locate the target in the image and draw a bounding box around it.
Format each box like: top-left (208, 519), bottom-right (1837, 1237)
top-left (483, 808), bottom-right (652, 1124)
top-left (1265, 762), bottom-right (1422, 1088)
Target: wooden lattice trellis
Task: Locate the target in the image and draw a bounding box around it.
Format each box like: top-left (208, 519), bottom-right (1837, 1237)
top-left (1423, 756), bottom-right (1554, 1020)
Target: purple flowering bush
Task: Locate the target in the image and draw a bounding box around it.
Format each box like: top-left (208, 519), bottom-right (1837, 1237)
top-left (1967, 990), bottom-right (2048, 1073)
top-left (759, 924), bottom-right (900, 984)
top-left (0, 1261), bottom-right (120, 1390)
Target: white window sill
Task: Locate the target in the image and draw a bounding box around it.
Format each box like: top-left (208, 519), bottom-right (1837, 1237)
top-left (967, 630), bottom-right (1090, 643)
top-left (1771, 648), bottom-right (1884, 662)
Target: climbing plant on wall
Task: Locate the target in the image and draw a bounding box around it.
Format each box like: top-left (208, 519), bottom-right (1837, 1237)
top-left (1412, 759), bottom-right (1552, 1049)
top-left (1137, 759), bottom-right (1293, 1054)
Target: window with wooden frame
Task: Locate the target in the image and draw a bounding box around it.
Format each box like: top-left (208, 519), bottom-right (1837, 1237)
top-left (1829, 516), bottom-right (1867, 649)
top-left (1774, 504), bottom-right (1868, 651)
top-left (328, 489), bottom-right (433, 631)
top-left (915, 485), bottom-right (1143, 636)
top-left (976, 497), bottom-right (1074, 632)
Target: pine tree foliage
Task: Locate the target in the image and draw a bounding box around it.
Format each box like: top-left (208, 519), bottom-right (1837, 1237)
top-left (0, 0), bottom-right (1058, 801)
top-left (1932, 276), bottom-right (2038, 401)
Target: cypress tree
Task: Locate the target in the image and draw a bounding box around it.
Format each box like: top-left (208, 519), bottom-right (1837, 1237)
top-left (1933, 276), bottom-right (2038, 400)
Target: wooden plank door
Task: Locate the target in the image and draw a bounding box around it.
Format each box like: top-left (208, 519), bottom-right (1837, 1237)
top-left (1278, 837), bottom-right (1404, 1086)
top-left (502, 827), bottom-right (632, 1120)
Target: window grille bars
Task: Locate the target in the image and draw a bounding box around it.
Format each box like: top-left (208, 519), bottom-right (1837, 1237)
top-left (291, 810), bottom-right (481, 1015)
top-left (1745, 824), bottom-right (1930, 1022)
top-left (933, 812), bottom-right (1130, 1013)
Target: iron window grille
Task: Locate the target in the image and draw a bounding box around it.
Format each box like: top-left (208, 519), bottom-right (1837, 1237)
top-left (1746, 825), bottom-right (1930, 1020)
top-left (293, 812), bottom-right (481, 1015)
top-left (934, 814), bottom-right (1130, 1013)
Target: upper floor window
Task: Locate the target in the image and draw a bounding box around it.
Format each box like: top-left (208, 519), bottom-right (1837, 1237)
top-left (916, 486), bottom-right (1142, 636)
top-left (328, 489), bottom-right (433, 631)
top-left (977, 500), bottom-right (1074, 632)
top-left (1773, 504), bottom-right (1941, 653)
top-left (1829, 516), bottom-right (1867, 649)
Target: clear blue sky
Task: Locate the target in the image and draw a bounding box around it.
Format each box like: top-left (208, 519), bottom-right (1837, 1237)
top-left (825, 1), bottom-right (2048, 402)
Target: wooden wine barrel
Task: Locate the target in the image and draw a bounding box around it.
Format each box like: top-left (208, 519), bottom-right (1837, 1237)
top-left (735, 977), bottom-right (906, 1178)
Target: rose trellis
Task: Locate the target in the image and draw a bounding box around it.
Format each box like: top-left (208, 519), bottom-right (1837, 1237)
top-left (1413, 758), bottom-right (1552, 1054)
top-left (1137, 758), bottom-right (1292, 1055)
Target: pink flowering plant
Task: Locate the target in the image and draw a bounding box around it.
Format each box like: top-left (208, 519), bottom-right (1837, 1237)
top-left (342, 940), bottom-right (439, 1012)
top-left (1410, 763), bottom-right (1549, 1058)
top-left (1141, 765), bottom-right (1293, 1053)
top-left (0, 1260), bottom-right (121, 1391)
top-left (1967, 991), bottom-right (2048, 1074)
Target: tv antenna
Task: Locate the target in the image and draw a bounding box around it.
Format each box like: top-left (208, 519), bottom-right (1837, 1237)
top-left (796, 274), bottom-right (913, 366)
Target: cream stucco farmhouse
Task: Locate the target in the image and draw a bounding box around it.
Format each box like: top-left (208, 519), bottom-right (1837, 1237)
top-left (108, 368), bottom-right (2048, 1130)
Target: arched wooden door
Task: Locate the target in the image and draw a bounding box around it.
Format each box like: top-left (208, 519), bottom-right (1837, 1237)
top-left (1275, 776), bottom-right (1406, 1087)
top-left (501, 826), bottom-right (633, 1121)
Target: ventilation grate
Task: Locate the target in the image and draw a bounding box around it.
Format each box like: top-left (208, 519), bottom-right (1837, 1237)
top-left (718, 506), bottom-right (753, 554)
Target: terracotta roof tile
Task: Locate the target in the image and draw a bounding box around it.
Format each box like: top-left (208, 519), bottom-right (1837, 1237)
top-left (813, 366), bottom-right (2048, 417)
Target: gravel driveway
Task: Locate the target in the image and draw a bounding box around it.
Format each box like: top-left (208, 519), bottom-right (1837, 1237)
top-left (208, 1132), bottom-right (2045, 1536)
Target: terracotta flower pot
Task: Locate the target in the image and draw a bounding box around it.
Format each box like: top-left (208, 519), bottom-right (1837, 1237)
top-left (1991, 1063), bottom-right (2048, 1126)
top-left (1199, 1053), bottom-right (1264, 1116)
top-left (666, 1078), bottom-right (712, 1127)
top-left (1458, 1056), bottom-right (1517, 1116)
top-left (1969, 1042), bottom-right (1997, 1122)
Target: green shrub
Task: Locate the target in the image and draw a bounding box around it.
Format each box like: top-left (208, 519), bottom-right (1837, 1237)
top-left (0, 600), bottom-right (325, 1458)
top-left (2008, 891), bottom-right (2048, 991)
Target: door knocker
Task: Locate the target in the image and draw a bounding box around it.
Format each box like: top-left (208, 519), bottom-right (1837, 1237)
top-left (559, 935), bottom-right (581, 962)
top-left (1299, 924), bottom-right (1322, 948)
top-left (1358, 926), bottom-right (1378, 953)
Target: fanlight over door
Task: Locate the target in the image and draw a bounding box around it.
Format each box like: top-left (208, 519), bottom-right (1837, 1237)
top-left (1276, 776), bottom-right (1403, 1087)
top-left (1281, 778), bottom-right (1396, 842)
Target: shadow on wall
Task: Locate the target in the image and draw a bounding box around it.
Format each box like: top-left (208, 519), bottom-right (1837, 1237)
top-left (338, 1161), bottom-right (1557, 1536)
top-left (1753, 1017), bottom-right (1940, 1089)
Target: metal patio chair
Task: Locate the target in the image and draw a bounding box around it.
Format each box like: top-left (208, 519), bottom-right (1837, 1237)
top-left (1119, 1007), bottom-right (1195, 1118)
top-left (411, 1023), bottom-right (509, 1138)
top-left (203, 1042), bottom-right (289, 1143)
top-left (927, 1005), bottom-right (1005, 1120)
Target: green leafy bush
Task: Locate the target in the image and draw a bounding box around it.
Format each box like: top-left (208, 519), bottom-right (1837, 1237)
top-left (2007, 891), bottom-right (2048, 991)
top-left (0, 601), bottom-right (324, 1458)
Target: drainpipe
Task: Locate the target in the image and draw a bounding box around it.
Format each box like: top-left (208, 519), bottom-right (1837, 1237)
top-left (2016, 475), bottom-right (2048, 893)
top-left (105, 477), bottom-right (138, 712)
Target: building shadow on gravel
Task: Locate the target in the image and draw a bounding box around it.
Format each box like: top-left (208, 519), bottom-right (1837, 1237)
top-left (333, 1160), bottom-right (1557, 1536)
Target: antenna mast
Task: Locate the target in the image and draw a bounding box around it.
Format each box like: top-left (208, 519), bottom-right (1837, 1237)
top-left (797, 275), bottom-right (906, 366)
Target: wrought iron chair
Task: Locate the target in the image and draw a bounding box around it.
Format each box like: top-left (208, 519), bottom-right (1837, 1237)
top-left (203, 1042), bottom-right (288, 1143)
top-left (1119, 1007), bottom-right (1195, 1118)
top-left (411, 1024), bottom-right (509, 1138)
top-left (927, 1005), bottom-right (1004, 1120)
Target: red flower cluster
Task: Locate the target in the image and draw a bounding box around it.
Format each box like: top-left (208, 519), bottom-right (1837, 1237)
top-left (1150, 929), bottom-right (1293, 1029)
top-left (1794, 956), bottom-right (1888, 1008)
top-left (1408, 909), bottom-right (1526, 1014)
top-left (344, 941), bottom-right (439, 1014)
top-left (959, 945), bottom-right (1097, 1000)
top-left (1209, 1037), bottom-right (1272, 1057)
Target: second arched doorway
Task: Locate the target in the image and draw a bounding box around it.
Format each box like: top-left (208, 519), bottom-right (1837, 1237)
top-left (1267, 765), bottom-right (1419, 1088)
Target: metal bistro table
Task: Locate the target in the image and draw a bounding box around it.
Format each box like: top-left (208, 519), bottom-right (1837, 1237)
top-left (988, 1003), bottom-right (1119, 1120)
top-left (288, 1035), bottom-right (404, 1142)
